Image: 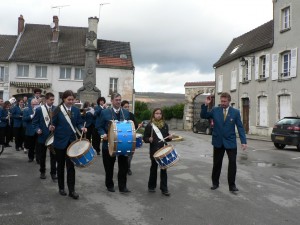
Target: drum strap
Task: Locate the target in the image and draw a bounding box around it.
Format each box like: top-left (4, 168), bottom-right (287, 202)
top-left (60, 105), bottom-right (81, 136)
top-left (152, 123), bottom-right (164, 142)
top-left (41, 105), bottom-right (50, 127)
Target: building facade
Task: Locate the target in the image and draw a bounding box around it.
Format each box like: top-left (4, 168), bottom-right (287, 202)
top-left (213, 0), bottom-right (299, 136)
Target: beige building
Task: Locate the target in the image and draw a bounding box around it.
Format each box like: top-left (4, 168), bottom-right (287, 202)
top-left (213, 0), bottom-right (299, 136)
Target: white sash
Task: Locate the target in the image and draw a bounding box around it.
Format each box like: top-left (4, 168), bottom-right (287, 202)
top-left (60, 105), bottom-right (81, 136)
top-left (152, 123), bottom-right (164, 142)
top-left (41, 105), bottom-right (50, 127)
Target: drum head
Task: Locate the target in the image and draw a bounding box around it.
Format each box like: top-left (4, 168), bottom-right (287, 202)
top-left (136, 133), bottom-right (143, 138)
top-left (67, 139), bottom-right (90, 157)
top-left (154, 145), bottom-right (174, 158)
top-left (108, 121), bottom-right (117, 156)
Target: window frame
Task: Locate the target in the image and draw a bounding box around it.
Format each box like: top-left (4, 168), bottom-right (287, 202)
top-left (74, 68), bottom-right (84, 80)
top-left (281, 51), bottom-right (291, 78)
top-left (17, 64), bottom-right (29, 77)
top-left (281, 6), bottom-right (290, 31)
top-left (0, 66), bottom-right (4, 82)
top-left (59, 67), bottom-right (72, 80)
top-left (35, 65), bottom-right (47, 78)
top-left (109, 78), bottom-right (118, 95)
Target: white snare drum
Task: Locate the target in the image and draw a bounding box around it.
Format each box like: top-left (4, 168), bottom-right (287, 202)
top-left (108, 120), bottom-right (136, 157)
top-left (67, 139), bottom-right (96, 167)
top-left (153, 145), bottom-right (179, 169)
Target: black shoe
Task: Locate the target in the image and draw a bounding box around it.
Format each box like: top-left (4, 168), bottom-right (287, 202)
top-left (40, 173), bottom-right (46, 179)
top-left (107, 187), bottom-right (115, 192)
top-left (229, 186), bottom-right (239, 192)
top-left (28, 159), bottom-right (34, 162)
top-left (162, 190), bottom-right (170, 196)
top-left (119, 188), bottom-right (131, 193)
top-left (51, 174), bottom-right (58, 180)
top-left (59, 189), bottom-right (67, 196)
top-left (210, 185), bottom-right (219, 190)
top-left (127, 169), bottom-right (132, 175)
top-left (69, 191), bottom-right (79, 199)
top-left (148, 188), bottom-right (156, 193)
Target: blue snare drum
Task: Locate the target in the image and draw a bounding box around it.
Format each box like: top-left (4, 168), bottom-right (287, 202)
top-left (108, 120), bottom-right (136, 156)
top-left (67, 139), bottom-right (96, 167)
top-left (136, 134), bottom-right (143, 148)
top-left (153, 145), bottom-right (179, 169)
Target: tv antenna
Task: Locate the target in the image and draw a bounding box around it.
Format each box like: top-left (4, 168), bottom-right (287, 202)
top-left (99, 3), bottom-right (110, 19)
top-left (51, 5), bottom-right (70, 18)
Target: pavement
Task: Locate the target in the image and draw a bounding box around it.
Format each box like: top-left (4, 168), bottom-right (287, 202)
top-left (243, 134), bottom-right (271, 142)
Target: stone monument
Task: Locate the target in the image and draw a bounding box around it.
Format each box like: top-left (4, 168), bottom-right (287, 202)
top-left (77, 17), bottom-right (101, 103)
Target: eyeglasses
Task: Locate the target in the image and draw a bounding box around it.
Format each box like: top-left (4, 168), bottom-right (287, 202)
top-left (154, 113), bottom-right (162, 115)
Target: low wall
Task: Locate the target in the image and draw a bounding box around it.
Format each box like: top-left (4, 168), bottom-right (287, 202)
top-left (165, 118), bottom-right (184, 130)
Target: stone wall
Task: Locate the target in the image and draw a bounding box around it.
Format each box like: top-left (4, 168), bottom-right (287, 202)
top-left (165, 118), bottom-right (184, 130)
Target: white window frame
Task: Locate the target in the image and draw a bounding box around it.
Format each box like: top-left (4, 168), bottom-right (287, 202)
top-left (109, 78), bottom-right (118, 95)
top-left (0, 66), bottom-right (4, 82)
top-left (17, 64), bottom-right (29, 77)
top-left (75, 68), bottom-right (84, 80)
top-left (260, 56), bottom-right (266, 78)
top-left (281, 51), bottom-right (291, 78)
top-left (35, 65), bottom-right (47, 78)
top-left (281, 6), bottom-right (290, 31)
top-left (59, 67), bottom-right (71, 79)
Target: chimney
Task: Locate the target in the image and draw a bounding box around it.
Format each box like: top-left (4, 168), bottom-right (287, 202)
top-left (18, 15), bottom-right (25, 35)
top-left (52, 16), bottom-right (59, 42)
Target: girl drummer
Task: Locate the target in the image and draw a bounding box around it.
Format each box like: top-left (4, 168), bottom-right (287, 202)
top-left (50, 90), bottom-right (87, 199)
top-left (143, 108), bottom-right (173, 196)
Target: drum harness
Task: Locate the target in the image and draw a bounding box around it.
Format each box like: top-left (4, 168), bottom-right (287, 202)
top-left (42, 105), bottom-right (55, 154)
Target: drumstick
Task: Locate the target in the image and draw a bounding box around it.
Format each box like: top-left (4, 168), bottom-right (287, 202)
top-left (159, 133), bottom-right (175, 142)
top-left (80, 122), bottom-right (86, 141)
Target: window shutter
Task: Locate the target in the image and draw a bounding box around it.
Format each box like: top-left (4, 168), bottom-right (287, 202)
top-left (231, 70), bottom-right (237, 90)
top-left (4, 66), bottom-right (9, 82)
top-left (239, 62), bottom-right (243, 83)
top-left (218, 75), bottom-right (223, 93)
top-left (255, 57), bottom-right (259, 80)
top-left (265, 54), bottom-right (270, 78)
top-left (272, 54), bottom-right (279, 80)
top-left (248, 59), bottom-right (252, 80)
top-left (290, 48), bottom-right (297, 77)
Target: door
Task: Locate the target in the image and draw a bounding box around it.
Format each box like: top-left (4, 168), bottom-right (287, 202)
top-left (242, 98), bottom-right (249, 133)
top-left (279, 95), bottom-right (291, 119)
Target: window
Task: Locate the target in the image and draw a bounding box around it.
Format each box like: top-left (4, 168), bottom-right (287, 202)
top-left (230, 70), bottom-right (237, 91)
top-left (281, 7), bottom-right (290, 31)
top-left (36, 66), bottom-right (47, 78)
top-left (260, 56), bottom-right (266, 78)
top-left (60, 67), bottom-right (71, 79)
top-left (75, 68), bottom-right (84, 80)
top-left (0, 66), bottom-right (4, 82)
top-left (281, 51), bottom-right (291, 77)
top-left (217, 75), bottom-right (223, 93)
top-left (109, 78), bottom-right (118, 95)
top-left (17, 64), bottom-right (29, 77)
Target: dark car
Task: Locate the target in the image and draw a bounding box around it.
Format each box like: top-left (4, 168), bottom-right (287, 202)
top-left (193, 119), bottom-right (214, 135)
top-left (271, 117), bottom-right (300, 150)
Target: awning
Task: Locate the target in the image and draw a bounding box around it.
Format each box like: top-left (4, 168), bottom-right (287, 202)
top-left (10, 81), bottom-right (51, 89)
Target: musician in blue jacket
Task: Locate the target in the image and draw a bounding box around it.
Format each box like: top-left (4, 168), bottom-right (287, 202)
top-left (11, 98), bottom-right (25, 151)
top-left (201, 92), bottom-right (247, 192)
top-left (0, 101), bottom-right (12, 150)
top-left (23, 99), bottom-right (39, 162)
top-left (32, 92), bottom-right (57, 181)
top-left (96, 93), bottom-right (131, 193)
top-left (50, 90), bottom-right (87, 200)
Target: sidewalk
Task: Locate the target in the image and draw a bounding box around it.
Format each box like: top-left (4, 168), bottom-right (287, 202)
top-left (245, 134), bottom-right (271, 142)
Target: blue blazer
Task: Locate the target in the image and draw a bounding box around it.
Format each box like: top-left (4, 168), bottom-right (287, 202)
top-left (52, 105), bottom-right (84, 149)
top-left (22, 107), bottom-right (35, 136)
top-left (0, 107), bottom-right (9, 127)
top-left (81, 110), bottom-right (94, 128)
top-left (11, 105), bottom-right (23, 128)
top-left (95, 108), bottom-right (130, 150)
top-left (32, 105), bottom-right (56, 144)
top-left (201, 104), bottom-right (247, 149)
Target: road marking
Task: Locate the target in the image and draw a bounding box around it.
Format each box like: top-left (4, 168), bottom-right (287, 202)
top-left (0, 212), bottom-right (22, 217)
top-left (291, 157), bottom-right (300, 160)
top-left (0, 174), bottom-right (18, 177)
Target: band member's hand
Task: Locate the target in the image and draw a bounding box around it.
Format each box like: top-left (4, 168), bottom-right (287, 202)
top-left (49, 125), bottom-right (55, 132)
top-left (37, 129), bottom-right (42, 134)
top-left (241, 144), bottom-right (247, 151)
top-left (138, 123), bottom-right (143, 129)
top-left (149, 137), bottom-right (153, 143)
top-left (103, 134), bottom-right (108, 141)
top-left (205, 95), bottom-right (212, 105)
top-left (81, 127), bottom-right (87, 133)
top-left (168, 134), bottom-right (173, 139)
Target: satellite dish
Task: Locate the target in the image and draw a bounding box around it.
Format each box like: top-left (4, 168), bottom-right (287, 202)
top-left (50, 22), bottom-right (55, 29)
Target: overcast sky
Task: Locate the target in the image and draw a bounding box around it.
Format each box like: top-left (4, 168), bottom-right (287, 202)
top-left (0, 0), bottom-right (273, 94)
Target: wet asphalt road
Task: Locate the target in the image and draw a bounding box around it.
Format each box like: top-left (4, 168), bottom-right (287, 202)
top-left (0, 131), bottom-right (300, 225)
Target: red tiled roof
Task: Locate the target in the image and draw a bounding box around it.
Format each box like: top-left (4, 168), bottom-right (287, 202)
top-left (184, 81), bottom-right (215, 87)
top-left (97, 57), bottom-right (133, 68)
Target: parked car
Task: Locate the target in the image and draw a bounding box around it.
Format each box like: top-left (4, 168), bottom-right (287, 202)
top-left (193, 119), bottom-right (214, 135)
top-left (271, 117), bottom-right (300, 151)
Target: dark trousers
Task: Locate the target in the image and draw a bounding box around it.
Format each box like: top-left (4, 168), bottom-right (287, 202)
top-left (85, 125), bottom-right (93, 141)
top-left (55, 146), bottom-right (75, 193)
top-left (92, 127), bottom-right (100, 153)
top-left (38, 142), bottom-right (57, 175)
top-left (212, 145), bottom-right (237, 187)
top-left (0, 126), bottom-right (11, 145)
top-left (102, 146), bottom-right (128, 191)
top-left (148, 158), bottom-right (168, 192)
top-left (13, 127), bottom-right (24, 149)
top-left (26, 135), bottom-right (37, 160)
